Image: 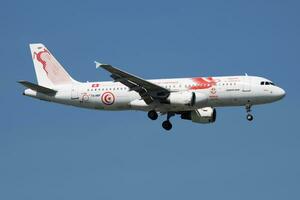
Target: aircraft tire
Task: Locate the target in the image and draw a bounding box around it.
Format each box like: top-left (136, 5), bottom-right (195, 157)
top-left (247, 114), bottom-right (254, 121)
top-left (148, 110), bottom-right (158, 120)
top-left (162, 120), bottom-right (172, 131)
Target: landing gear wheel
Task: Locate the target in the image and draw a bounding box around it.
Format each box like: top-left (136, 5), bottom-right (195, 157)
top-left (148, 110), bottom-right (158, 120)
top-left (245, 104), bottom-right (254, 121)
top-left (162, 120), bottom-right (172, 131)
top-left (247, 114), bottom-right (254, 121)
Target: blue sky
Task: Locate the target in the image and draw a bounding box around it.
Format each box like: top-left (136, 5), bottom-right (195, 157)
top-left (1, 0), bottom-right (300, 199)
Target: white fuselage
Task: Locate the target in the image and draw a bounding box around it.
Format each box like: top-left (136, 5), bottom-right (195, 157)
top-left (24, 75), bottom-right (285, 112)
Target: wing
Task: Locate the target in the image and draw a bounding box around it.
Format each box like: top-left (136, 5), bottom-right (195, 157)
top-left (95, 62), bottom-right (170, 104)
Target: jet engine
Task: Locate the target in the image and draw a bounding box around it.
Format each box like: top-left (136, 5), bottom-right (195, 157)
top-left (167, 91), bottom-right (195, 106)
top-left (181, 107), bottom-right (216, 123)
top-left (167, 91), bottom-right (208, 106)
top-left (193, 92), bottom-right (208, 106)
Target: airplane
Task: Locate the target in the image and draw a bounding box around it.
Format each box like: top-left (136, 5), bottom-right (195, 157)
top-left (19, 43), bottom-right (286, 131)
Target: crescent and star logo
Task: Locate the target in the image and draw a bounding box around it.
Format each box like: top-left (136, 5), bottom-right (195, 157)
top-left (101, 92), bottom-right (115, 105)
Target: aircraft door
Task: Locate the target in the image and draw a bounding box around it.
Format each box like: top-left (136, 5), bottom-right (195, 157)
top-left (242, 76), bottom-right (251, 92)
top-left (71, 87), bottom-right (79, 100)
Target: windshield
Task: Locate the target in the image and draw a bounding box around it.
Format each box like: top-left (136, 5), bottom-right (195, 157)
top-left (260, 81), bottom-right (275, 86)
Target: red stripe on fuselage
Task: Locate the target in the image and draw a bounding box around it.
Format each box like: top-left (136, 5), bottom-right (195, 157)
top-left (190, 77), bottom-right (217, 90)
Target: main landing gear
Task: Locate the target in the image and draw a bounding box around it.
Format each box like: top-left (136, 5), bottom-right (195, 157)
top-left (147, 110), bottom-right (174, 131)
top-left (148, 110), bottom-right (158, 120)
top-left (162, 113), bottom-right (175, 131)
top-left (245, 104), bottom-right (254, 121)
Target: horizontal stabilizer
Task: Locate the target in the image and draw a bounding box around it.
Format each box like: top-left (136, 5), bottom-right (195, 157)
top-left (18, 80), bottom-right (57, 95)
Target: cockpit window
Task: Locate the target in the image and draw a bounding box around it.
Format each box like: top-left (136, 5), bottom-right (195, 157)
top-left (261, 81), bottom-right (275, 86)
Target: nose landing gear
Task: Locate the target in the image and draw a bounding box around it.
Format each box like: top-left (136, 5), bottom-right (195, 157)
top-left (245, 104), bottom-right (254, 121)
top-left (247, 114), bottom-right (254, 121)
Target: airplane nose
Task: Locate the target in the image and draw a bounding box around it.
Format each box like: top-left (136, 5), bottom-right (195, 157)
top-left (275, 87), bottom-right (286, 100)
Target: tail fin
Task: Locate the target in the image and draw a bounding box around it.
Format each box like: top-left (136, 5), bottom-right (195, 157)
top-left (29, 43), bottom-right (77, 87)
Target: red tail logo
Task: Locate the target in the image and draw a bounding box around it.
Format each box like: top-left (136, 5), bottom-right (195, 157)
top-left (33, 48), bottom-right (50, 75)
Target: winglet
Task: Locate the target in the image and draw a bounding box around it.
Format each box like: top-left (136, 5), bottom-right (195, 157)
top-left (95, 61), bottom-right (110, 69)
top-left (95, 61), bottom-right (102, 68)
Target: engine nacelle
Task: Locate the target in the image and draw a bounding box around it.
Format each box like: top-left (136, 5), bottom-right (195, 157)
top-left (167, 91), bottom-right (195, 106)
top-left (181, 107), bottom-right (217, 124)
top-left (193, 92), bottom-right (208, 106)
top-left (166, 91), bottom-right (208, 107)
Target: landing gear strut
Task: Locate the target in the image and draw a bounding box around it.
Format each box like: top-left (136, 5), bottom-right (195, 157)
top-left (148, 110), bottom-right (158, 120)
top-left (245, 104), bottom-right (254, 121)
top-left (162, 113), bottom-right (175, 131)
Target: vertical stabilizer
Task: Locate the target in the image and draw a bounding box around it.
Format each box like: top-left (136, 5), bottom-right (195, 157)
top-left (29, 43), bottom-right (76, 87)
